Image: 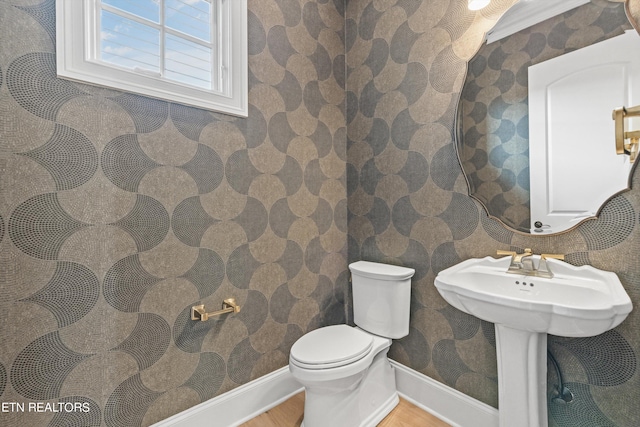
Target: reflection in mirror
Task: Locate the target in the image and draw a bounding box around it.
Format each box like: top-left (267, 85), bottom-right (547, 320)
top-left (457, 0), bottom-right (637, 234)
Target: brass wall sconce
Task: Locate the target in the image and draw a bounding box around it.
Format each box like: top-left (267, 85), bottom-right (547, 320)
top-left (191, 298), bottom-right (241, 321)
top-left (613, 105), bottom-right (640, 162)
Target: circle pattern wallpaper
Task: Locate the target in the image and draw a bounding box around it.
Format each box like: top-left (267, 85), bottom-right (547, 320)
top-left (0, 1), bottom-right (638, 426)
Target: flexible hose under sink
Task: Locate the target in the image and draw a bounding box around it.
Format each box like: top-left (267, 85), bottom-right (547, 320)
top-left (548, 349), bottom-right (574, 404)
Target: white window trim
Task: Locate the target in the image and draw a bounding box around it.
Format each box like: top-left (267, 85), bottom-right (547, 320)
top-left (56, 0), bottom-right (248, 117)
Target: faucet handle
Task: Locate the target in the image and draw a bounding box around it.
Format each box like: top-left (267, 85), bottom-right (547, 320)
top-left (497, 249), bottom-right (533, 261)
top-left (541, 253), bottom-right (565, 261)
top-left (513, 248), bottom-right (533, 263)
top-left (537, 253), bottom-right (565, 278)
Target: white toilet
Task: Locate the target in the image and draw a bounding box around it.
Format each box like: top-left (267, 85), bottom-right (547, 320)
top-left (289, 261), bottom-right (415, 427)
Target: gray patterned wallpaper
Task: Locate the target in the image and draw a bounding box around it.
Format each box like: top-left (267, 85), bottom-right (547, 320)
top-left (0, 0), bottom-right (347, 425)
top-left (0, 0), bottom-right (639, 426)
top-left (459, 0), bottom-right (631, 233)
top-left (346, 0), bottom-right (639, 426)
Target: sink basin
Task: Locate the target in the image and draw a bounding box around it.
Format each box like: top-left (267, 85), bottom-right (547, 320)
top-left (435, 255), bottom-right (632, 337)
top-left (435, 255), bottom-right (632, 427)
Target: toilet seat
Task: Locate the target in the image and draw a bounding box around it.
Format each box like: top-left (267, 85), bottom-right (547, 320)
top-left (290, 325), bottom-right (373, 370)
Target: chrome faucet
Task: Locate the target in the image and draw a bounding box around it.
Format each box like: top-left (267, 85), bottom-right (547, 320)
top-left (498, 248), bottom-right (534, 274)
top-left (497, 249), bottom-right (564, 278)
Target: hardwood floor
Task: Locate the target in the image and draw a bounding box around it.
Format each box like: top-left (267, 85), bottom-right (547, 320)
top-left (241, 393), bottom-right (304, 427)
top-left (378, 397), bottom-right (451, 427)
top-left (240, 392), bottom-right (452, 427)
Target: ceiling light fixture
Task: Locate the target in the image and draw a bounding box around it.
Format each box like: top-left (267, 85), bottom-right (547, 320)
top-left (468, 0), bottom-right (490, 11)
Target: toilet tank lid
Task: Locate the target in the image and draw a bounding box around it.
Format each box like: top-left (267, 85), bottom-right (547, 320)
top-left (349, 261), bottom-right (415, 280)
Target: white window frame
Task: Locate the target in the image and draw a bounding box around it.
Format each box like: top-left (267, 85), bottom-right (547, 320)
top-left (56, 0), bottom-right (247, 117)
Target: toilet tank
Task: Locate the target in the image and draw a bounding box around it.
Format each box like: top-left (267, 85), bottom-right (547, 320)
top-left (349, 261), bottom-right (415, 339)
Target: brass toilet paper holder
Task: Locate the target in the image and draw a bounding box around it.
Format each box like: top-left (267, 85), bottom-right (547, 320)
top-left (191, 298), bottom-right (241, 321)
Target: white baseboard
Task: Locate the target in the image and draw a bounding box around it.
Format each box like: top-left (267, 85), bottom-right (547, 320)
top-left (151, 366), bottom-right (303, 427)
top-left (390, 360), bottom-right (499, 427)
top-left (153, 361), bottom-right (498, 427)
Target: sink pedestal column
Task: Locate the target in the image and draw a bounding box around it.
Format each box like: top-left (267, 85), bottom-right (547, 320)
top-left (494, 325), bottom-right (547, 427)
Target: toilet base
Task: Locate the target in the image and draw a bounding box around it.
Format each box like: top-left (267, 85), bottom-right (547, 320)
top-left (300, 350), bottom-right (398, 427)
top-left (301, 393), bottom-right (398, 427)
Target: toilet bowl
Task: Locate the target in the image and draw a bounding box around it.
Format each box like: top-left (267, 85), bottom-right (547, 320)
top-left (290, 325), bottom-right (396, 427)
top-left (289, 261), bottom-right (415, 427)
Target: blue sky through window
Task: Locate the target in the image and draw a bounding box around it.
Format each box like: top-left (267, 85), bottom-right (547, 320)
top-left (101, 10), bottom-right (160, 73)
top-left (103, 0), bottom-right (160, 23)
top-left (166, 34), bottom-right (212, 88)
top-left (99, 0), bottom-right (216, 90)
top-left (166, 0), bottom-right (212, 42)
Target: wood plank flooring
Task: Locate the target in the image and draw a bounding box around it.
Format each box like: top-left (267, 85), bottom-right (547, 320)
top-left (240, 392), bottom-right (452, 427)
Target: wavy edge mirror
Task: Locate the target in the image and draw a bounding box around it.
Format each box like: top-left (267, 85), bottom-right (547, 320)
top-left (455, 0), bottom-right (640, 236)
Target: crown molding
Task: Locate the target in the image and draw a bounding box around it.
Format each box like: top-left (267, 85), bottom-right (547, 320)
top-left (486, 0), bottom-right (590, 44)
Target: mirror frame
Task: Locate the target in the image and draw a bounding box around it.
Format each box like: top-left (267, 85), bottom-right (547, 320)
top-left (454, 0), bottom-right (640, 236)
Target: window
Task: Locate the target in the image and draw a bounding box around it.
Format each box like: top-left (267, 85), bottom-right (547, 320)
top-left (56, 0), bottom-right (247, 117)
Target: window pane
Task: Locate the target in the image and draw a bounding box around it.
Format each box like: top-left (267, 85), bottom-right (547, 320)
top-left (165, 0), bottom-right (212, 42)
top-left (102, 0), bottom-right (160, 23)
top-left (100, 10), bottom-right (160, 74)
top-left (165, 33), bottom-right (212, 89)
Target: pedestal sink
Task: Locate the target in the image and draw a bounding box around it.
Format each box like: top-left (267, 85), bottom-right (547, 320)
top-left (434, 255), bottom-right (632, 427)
